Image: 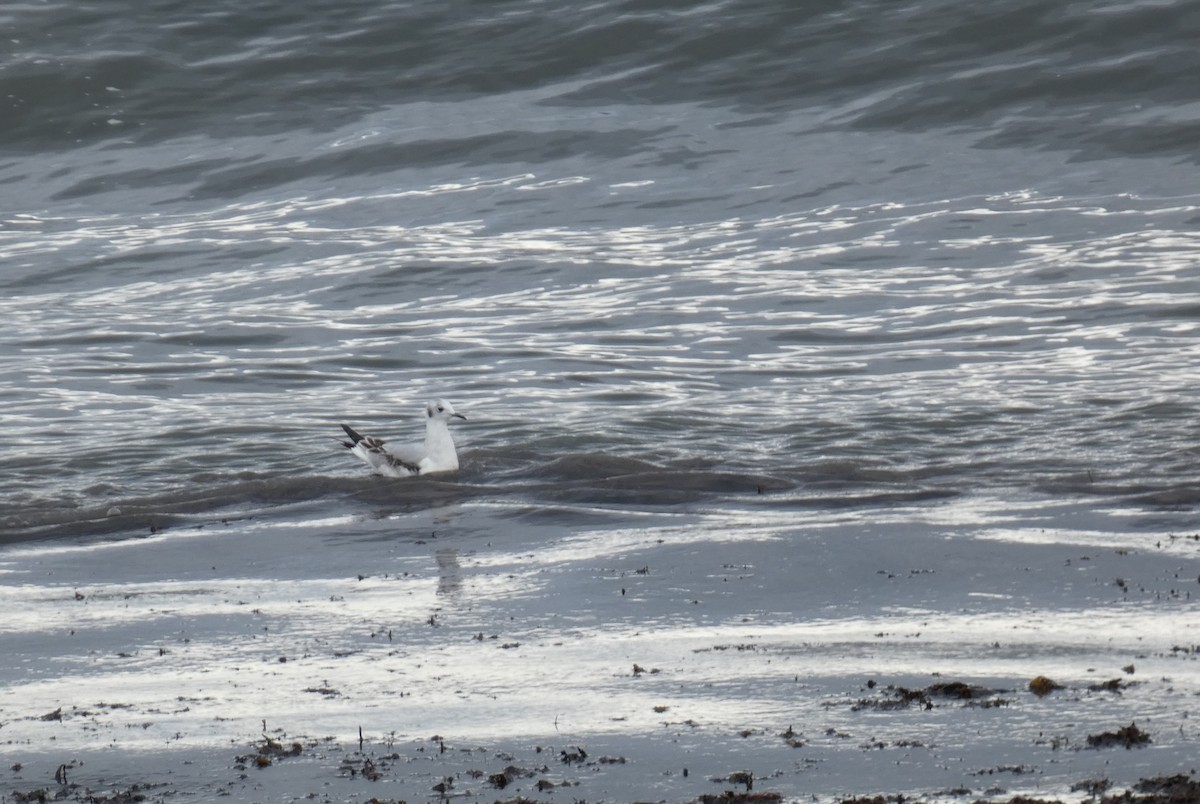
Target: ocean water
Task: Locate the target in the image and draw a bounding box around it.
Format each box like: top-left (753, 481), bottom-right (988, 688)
top-left (3, 0), bottom-right (1200, 536)
top-left (2, 1), bottom-right (1200, 798)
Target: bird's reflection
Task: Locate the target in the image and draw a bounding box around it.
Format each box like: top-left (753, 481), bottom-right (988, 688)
top-left (435, 548), bottom-right (462, 596)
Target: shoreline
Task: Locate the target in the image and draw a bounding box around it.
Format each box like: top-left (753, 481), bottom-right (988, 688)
top-left (3, 496), bottom-right (1198, 802)
top-left (5, 728), bottom-right (1199, 804)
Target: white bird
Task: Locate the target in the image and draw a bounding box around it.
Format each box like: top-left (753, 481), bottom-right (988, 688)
top-left (339, 398), bottom-right (466, 477)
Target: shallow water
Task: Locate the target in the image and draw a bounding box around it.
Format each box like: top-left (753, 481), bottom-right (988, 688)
top-left (4, 190), bottom-right (1199, 539)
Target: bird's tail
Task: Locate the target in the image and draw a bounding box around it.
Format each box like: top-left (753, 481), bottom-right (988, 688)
top-left (340, 424), bottom-right (364, 448)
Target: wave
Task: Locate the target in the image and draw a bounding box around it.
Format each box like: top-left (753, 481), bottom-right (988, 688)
top-left (4, 0), bottom-right (1197, 162)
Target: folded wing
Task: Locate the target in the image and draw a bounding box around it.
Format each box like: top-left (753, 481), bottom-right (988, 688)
top-left (340, 424), bottom-right (423, 477)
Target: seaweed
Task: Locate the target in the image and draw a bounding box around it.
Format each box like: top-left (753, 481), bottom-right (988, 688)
top-left (1086, 722), bottom-right (1150, 749)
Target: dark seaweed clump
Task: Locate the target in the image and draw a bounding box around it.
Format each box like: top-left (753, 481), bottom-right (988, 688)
top-left (852, 680), bottom-right (1005, 711)
top-left (1086, 722), bottom-right (1151, 749)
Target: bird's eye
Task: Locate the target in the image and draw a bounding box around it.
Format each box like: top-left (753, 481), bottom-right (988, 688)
top-left (437, 406), bottom-right (444, 412)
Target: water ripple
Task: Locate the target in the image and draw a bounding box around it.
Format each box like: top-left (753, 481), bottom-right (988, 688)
top-left (2, 190), bottom-right (1199, 531)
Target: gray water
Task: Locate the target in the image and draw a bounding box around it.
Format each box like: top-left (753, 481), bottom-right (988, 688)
top-left (3, 0), bottom-right (1200, 539)
top-left (5, 189), bottom-right (1200, 539)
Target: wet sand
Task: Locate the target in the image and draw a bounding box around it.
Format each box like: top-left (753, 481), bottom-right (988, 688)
top-left (2, 491), bottom-right (1198, 802)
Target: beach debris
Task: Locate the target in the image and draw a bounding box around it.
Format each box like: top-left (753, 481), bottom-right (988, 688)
top-left (970, 764), bottom-right (1033, 777)
top-left (926, 681), bottom-right (994, 699)
top-left (303, 686), bottom-right (341, 697)
top-left (1034, 733), bottom-right (1072, 751)
top-left (851, 680), bottom-right (1003, 711)
top-left (1135, 774), bottom-right (1200, 801)
top-left (722, 771), bottom-right (754, 790)
top-left (560, 745), bottom-right (588, 764)
top-left (1071, 778), bottom-right (1112, 796)
top-left (1087, 678), bottom-right (1132, 693)
top-left (1086, 722), bottom-right (1150, 749)
top-left (486, 764), bottom-right (536, 788)
top-left (337, 753), bottom-right (393, 781)
top-left (780, 725), bottom-right (805, 748)
top-left (102, 792), bottom-right (151, 804)
top-left (906, 774), bottom-right (1200, 804)
top-left (236, 734), bottom-right (303, 769)
top-left (851, 685), bottom-right (930, 711)
top-left (38, 708), bottom-right (63, 722)
top-left (693, 792), bottom-right (782, 803)
top-left (13, 788), bottom-right (155, 804)
top-left (1028, 675), bottom-right (1064, 697)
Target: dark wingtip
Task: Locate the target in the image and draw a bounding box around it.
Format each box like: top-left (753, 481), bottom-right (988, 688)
top-left (340, 423), bottom-right (363, 445)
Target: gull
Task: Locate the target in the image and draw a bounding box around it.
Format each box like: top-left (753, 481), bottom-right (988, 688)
top-left (339, 398), bottom-right (466, 477)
